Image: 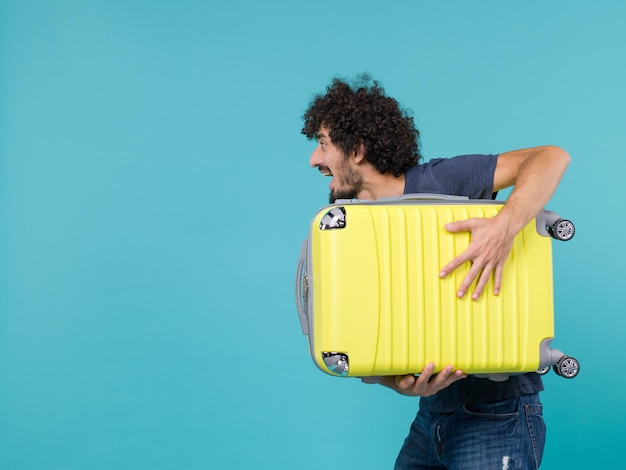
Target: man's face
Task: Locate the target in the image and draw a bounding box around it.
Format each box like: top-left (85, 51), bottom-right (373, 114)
top-left (310, 126), bottom-right (363, 203)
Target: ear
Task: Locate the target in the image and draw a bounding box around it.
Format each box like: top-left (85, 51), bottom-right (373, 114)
top-left (352, 142), bottom-right (366, 164)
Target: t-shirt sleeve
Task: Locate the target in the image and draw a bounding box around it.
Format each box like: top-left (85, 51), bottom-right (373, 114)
top-left (406, 154), bottom-right (498, 199)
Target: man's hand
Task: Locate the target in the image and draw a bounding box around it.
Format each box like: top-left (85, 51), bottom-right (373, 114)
top-left (378, 364), bottom-right (466, 397)
top-left (438, 146), bottom-right (570, 301)
top-left (439, 213), bottom-right (516, 301)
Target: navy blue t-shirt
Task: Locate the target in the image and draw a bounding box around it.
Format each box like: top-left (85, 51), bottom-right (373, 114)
top-left (404, 154), bottom-right (544, 413)
top-left (404, 154), bottom-right (498, 199)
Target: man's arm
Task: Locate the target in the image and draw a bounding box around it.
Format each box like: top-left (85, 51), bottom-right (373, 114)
top-left (367, 146), bottom-right (569, 397)
top-left (439, 145), bottom-right (571, 300)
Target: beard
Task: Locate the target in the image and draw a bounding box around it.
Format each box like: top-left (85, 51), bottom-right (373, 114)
top-left (329, 187), bottom-right (359, 203)
top-left (328, 161), bottom-right (364, 203)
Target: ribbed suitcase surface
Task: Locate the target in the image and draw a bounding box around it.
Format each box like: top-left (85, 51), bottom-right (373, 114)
top-left (300, 199), bottom-right (555, 377)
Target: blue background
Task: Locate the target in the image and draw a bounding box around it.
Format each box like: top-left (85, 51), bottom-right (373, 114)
top-left (1, 1), bottom-right (624, 468)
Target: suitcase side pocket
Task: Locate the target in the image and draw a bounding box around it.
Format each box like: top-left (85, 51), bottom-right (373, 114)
top-left (295, 239), bottom-right (310, 335)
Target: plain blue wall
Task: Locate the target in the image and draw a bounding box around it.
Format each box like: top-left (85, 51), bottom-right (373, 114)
top-left (1, 1), bottom-right (624, 468)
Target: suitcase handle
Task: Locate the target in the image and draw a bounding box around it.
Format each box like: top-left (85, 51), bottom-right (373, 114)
top-left (295, 240), bottom-right (310, 335)
top-left (336, 193), bottom-right (471, 204)
top-left (396, 193), bottom-right (469, 201)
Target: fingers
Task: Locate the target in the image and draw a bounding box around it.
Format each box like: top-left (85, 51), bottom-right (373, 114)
top-left (394, 364), bottom-right (466, 397)
top-left (493, 263), bottom-right (503, 296)
top-left (438, 219), bottom-right (475, 283)
top-left (442, 255), bottom-right (487, 300)
top-left (466, 259), bottom-right (506, 299)
top-left (440, 217), bottom-right (510, 301)
top-left (439, 255), bottom-right (467, 281)
top-left (395, 374), bottom-right (417, 389)
top-left (455, 261), bottom-right (484, 299)
top-left (395, 363), bottom-right (435, 392)
top-left (457, 263), bottom-right (498, 300)
top-left (469, 262), bottom-right (494, 300)
top-left (427, 366), bottom-right (466, 394)
top-left (444, 220), bottom-right (472, 234)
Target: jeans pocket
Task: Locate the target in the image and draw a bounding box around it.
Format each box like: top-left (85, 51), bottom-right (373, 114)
top-left (463, 396), bottom-right (519, 420)
top-left (525, 403), bottom-right (546, 468)
top-left (461, 397), bottom-right (520, 441)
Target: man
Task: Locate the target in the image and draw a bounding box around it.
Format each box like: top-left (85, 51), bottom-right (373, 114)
top-left (301, 74), bottom-right (570, 469)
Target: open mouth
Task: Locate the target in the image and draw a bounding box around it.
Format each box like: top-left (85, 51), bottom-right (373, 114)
top-left (319, 166), bottom-right (333, 177)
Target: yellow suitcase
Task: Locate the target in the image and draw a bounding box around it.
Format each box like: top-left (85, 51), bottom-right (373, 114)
top-left (295, 194), bottom-right (579, 381)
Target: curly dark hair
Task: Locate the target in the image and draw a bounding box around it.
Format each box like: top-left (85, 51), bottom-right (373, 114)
top-left (301, 74), bottom-right (422, 176)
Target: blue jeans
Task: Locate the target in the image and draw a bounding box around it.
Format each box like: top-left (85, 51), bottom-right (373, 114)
top-left (394, 394), bottom-right (546, 470)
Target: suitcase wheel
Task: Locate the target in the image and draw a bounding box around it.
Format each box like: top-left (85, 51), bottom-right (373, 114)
top-left (536, 365), bottom-right (550, 375)
top-left (553, 355), bottom-right (580, 379)
top-left (548, 218), bottom-right (575, 241)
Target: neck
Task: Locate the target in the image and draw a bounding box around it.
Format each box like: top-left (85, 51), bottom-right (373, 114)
top-left (357, 173), bottom-right (406, 200)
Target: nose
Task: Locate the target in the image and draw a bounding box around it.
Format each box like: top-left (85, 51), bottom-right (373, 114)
top-left (310, 147), bottom-right (323, 168)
